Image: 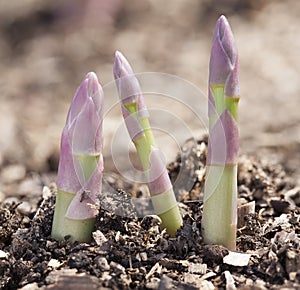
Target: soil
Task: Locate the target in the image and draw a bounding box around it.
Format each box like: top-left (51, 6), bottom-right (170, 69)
top-left (0, 137), bottom-right (299, 290)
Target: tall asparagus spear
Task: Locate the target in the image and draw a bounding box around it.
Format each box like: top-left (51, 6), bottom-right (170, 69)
top-left (114, 51), bottom-right (183, 236)
top-left (201, 15), bottom-right (240, 250)
top-left (51, 72), bottom-right (104, 243)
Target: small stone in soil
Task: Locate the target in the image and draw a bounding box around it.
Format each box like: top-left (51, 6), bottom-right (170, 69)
top-left (223, 251), bottom-right (251, 267)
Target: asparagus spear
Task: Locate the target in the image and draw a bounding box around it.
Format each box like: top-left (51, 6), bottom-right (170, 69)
top-left (202, 15), bottom-right (240, 250)
top-left (114, 51), bottom-right (183, 236)
top-left (51, 72), bottom-right (104, 243)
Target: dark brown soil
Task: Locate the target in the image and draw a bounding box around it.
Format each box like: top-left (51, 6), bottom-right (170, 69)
top-left (0, 137), bottom-right (299, 290)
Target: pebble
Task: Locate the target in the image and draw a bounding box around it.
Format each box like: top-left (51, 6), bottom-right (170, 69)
top-left (17, 201), bottom-right (32, 216)
top-left (289, 272), bottom-right (297, 281)
top-left (0, 164), bottom-right (26, 184)
top-left (18, 177), bottom-right (42, 196)
top-left (223, 251), bottom-right (251, 267)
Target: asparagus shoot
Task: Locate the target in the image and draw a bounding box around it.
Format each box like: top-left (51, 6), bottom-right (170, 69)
top-left (201, 15), bottom-right (240, 250)
top-left (51, 72), bottom-right (104, 243)
top-left (114, 51), bottom-right (183, 236)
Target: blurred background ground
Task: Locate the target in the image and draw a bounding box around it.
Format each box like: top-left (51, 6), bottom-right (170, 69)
top-left (0, 0), bottom-right (299, 199)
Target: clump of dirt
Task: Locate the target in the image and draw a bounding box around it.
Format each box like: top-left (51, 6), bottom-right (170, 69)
top-left (0, 138), bottom-right (299, 290)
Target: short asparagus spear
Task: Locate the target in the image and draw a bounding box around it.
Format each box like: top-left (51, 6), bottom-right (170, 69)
top-left (114, 51), bottom-right (182, 236)
top-left (201, 15), bottom-right (240, 250)
top-left (51, 72), bottom-right (104, 243)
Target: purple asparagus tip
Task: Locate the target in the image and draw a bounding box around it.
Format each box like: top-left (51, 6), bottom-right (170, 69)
top-left (113, 50), bottom-right (144, 105)
top-left (57, 72), bottom-right (104, 203)
top-left (207, 16), bottom-right (240, 165)
top-left (114, 50), bottom-right (134, 80)
top-left (209, 15), bottom-right (239, 98)
top-left (113, 51), bottom-right (149, 141)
